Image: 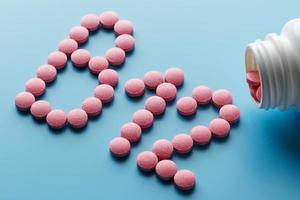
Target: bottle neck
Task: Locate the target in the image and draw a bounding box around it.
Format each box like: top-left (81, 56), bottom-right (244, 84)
top-left (245, 34), bottom-right (300, 110)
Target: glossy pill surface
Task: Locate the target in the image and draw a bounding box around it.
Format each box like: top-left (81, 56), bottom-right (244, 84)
top-left (30, 100), bottom-right (51, 120)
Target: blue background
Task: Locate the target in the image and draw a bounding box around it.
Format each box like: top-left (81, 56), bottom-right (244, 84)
top-left (1, 0), bottom-right (300, 199)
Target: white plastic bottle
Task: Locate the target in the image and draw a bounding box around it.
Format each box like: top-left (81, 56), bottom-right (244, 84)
top-left (245, 19), bottom-right (300, 111)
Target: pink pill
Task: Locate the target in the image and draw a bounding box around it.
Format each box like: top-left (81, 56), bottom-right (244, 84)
top-left (67, 109), bottom-right (88, 129)
top-left (114, 20), bottom-right (134, 35)
top-left (105, 47), bottom-right (126, 66)
top-left (152, 139), bottom-right (173, 160)
top-left (174, 169), bottom-right (196, 190)
top-left (249, 84), bottom-right (259, 101)
top-left (46, 109), bottom-right (67, 129)
top-left (47, 51), bottom-right (67, 70)
top-left (115, 34), bottom-right (135, 52)
top-left (176, 97), bottom-right (197, 116)
top-left (88, 56), bottom-right (109, 75)
top-left (80, 14), bottom-right (100, 32)
top-left (58, 38), bottom-right (78, 56)
top-left (30, 100), bottom-right (51, 120)
top-left (133, 109), bottom-right (154, 129)
top-left (99, 11), bottom-right (119, 29)
top-left (143, 71), bottom-right (164, 90)
top-left (190, 125), bottom-right (212, 145)
top-left (15, 91), bottom-right (35, 111)
top-left (120, 122), bottom-right (142, 143)
top-left (212, 89), bottom-right (233, 108)
top-left (192, 85), bottom-right (212, 105)
top-left (25, 78), bottom-right (46, 97)
top-left (256, 86), bottom-right (262, 102)
top-left (172, 134), bottom-right (193, 154)
top-left (125, 78), bottom-right (145, 97)
top-left (164, 67), bottom-right (184, 87)
top-left (81, 97), bottom-right (102, 117)
top-left (71, 49), bottom-right (91, 68)
top-left (156, 83), bottom-right (177, 102)
top-left (36, 64), bottom-right (57, 83)
top-left (246, 71), bottom-right (260, 86)
top-left (219, 104), bottom-right (240, 124)
top-left (136, 151), bottom-right (158, 171)
top-left (98, 69), bottom-right (119, 87)
top-left (94, 84), bottom-right (114, 103)
top-left (69, 26), bottom-right (89, 44)
top-left (109, 137), bottom-right (131, 157)
top-left (145, 96), bottom-right (166, 116)
top-left (155, 160), bottom-right (177, 181)
top-left (209, 118), bottom-right (230, 138)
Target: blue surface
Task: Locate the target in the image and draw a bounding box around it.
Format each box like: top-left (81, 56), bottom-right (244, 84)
top-left (1, 1), bottom-right (300, 199)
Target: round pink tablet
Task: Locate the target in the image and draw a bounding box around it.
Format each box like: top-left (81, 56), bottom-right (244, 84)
top-left (58, 38), bottom-right (78, 56)
top-left (98, 69), bottom-right (119, 87)
top-left (69, 26), bottom-right (89, 44)
top-left (46, 109), bottom-right (67, 129)
top-left (174, 169), bottom-right (196, 190)
top-left (190, 125), bottom-right (212, 145)
top-left (67, 109), bottom-right (88, 129)
top-left (155, 160), bottom-right (177, 181)
top-left (88, 56), bottom-right (109, 75)
top-left (47, 51), bottom-right (67, 70)
top-left (143, 71), bottom-right (164, 90)
top-left (105, 47), bottom-right (126, 66)
top-left (115, 34), bottom-right (135, 52)
top-left (256, 86), bottom-right (262, 102)
top-left (25, 78), bottom-right (46, 97)
top-left (156, 83), bottom-right (177, 102)
top-left (136, 151), bottom-right (158, 171)
top-left (71, 49), bottom-right (91, 68)
top-left (109, 137), bottom-right (131, 157)
top-left (164, 68), bottom-right (184, 87)
top-left (176, 97), bottom-right (197, 116)
top-left (80, 14), bottom-right (100, 32)
top-left (246, 71), bottom-right (260, 86)
top-left (99, 11), bottom-right (119, 29)
top-left (152, 139), bottom-right (173, 160)
top-left (30, 100), bottom-right (51, 120)
top-left (36, 64), bottom-right (57, 83)
top-left (125, 78), bottom-right (145, 97)
top-left (120, 122), bottom-right (142, 143)
top-left (114, 20), bottom-right (134, 35)
top-left (192, 85), bottom-right (212, 105)
top-left (209, 118), bottom-right (230, 138)
top-left (172, 134), bottom-right (193, 154)
top-left (15, 91), bottom-right (35, 111)
top-left (212, 89), bottom-right (233, 108)
top-left (94, 84), bottom-right (114, 103)
top-left (133, 109), bottom-right (154, 129)
top-left (219, 104), bottom-right (240, 124)
top-left (145, 96), bottom-right (166, 116)
top-left (81, 97), bottom-right (102, 117)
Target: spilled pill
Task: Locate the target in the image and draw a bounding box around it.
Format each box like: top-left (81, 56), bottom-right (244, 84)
top-left (145, 96), bottom-right (166, 116)
top-left (156, 83), bottom-right (177, 102)
top-left (58, 38), bottom-right (78, 56)
top-left (114, 19), bottom-right (133, 35)
top-left (164, 67), bottom-right (184, 87)
top-left (174, 169), bottom-right (196, 190)
top-left (152, 139), bottom-right (173, 160)
top-left (136, 151), bottom-right (158, 172)
top-left (47, 51), bottom-right (67, 70)
top-left (190, 125), bottom-right (212, 145)
top-left (105, 47), bottom-right (126, 66)
top-left (115, 34), bottom-right (135, 52)
top-left (25, 78), bottom-right (46, 97)
top-left (81, 97), bottom-right (102, 117)
top-left (133, 109), bottom-right (154, 129)
top-left (120, 122), bottom-right (142, 143)
top-left (212, 89), bottom-right (233, 108)
top-left (209, 118), bottom-right (230, 138)
top-left (36, 64), bottom-right (57, 84)
top-left (88, 56), bottom-right (109, 75)
top-left (192, 85), bottom-right (212, 105)
top-left (176, 97), bottom-right (197, 116)
top-left (46, 109), bottom-right (67, 129)
top-left (172, 134), bottom-right (193, 154)
top-left (71, 49), bottom-right (91, 68)
top-left (80, 13), bottom-right (100, 32)
top-left (99, 11), bottom-right (119, 29)
top-left (125, 78), bottom-right (145, 97)
top-left (30, 100), bottom-right (51, 120)
top-left (98, 69), bottom-right (119, 87)
top-left (69, 26), bottom-right (89, 44)
top-left (109, 137), bottom-right (131, 157)
top-left (155, 160), bottom-right (177, 181)
top-left (15, 91), bottom-right (35, 111)
top-left (94, 84), bottom-right (114, 103)
top-left (219, 104), bottom-right (240, 124)
top-left (67, 109), bottom-right (88, 129)
top-left (143, 71), bottom-right (164, 90)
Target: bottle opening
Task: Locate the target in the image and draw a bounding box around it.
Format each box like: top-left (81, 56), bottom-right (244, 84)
top-left (245, 47), bottom-right (262, 105)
